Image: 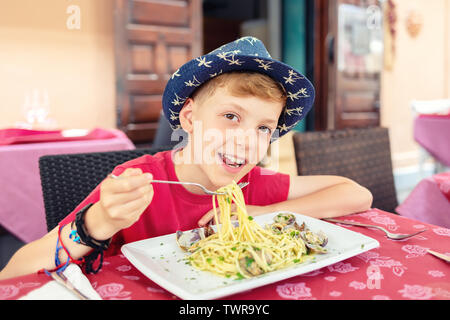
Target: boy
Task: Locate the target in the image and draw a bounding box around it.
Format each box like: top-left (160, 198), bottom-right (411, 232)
top-left (0, 37), bottom-right (372, 280)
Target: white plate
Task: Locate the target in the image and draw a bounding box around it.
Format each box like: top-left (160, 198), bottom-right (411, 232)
top-left (121, 212), bottom-right (379, 300)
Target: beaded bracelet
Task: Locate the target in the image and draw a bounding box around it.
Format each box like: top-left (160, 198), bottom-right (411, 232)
top-left (69, 225), bottom-right (81, 244)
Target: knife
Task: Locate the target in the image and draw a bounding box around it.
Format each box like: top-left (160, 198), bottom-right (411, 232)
top-left (427, 250), bottom-right (450, 263)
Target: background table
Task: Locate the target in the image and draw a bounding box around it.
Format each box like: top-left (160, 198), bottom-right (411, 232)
top-left (414, 114), bottom-right (450, 167)
top-left (0, 128), bottom-right (135, 243)
top-left (396, 173), bottom-right (450, 229)
top-left (1, 209), bottom-right (449, 300)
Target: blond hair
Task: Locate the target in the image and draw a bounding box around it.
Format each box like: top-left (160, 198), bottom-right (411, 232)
top-left (191, 71), bottom-right (287, 106)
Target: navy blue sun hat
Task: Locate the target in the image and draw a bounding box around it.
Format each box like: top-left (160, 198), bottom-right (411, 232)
top-left (162, 36), bottom-right (315, 138)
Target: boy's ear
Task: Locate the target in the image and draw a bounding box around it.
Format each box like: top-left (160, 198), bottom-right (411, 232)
top-left (179, 98), bottom-right (194, 134)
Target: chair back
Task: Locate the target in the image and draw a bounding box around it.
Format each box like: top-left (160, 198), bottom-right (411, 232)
top-left (39, 147), bottom-right (170, 231)
top-left (293, 127), bottom-right (398, 213)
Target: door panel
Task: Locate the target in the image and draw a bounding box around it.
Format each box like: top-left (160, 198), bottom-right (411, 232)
top-left (115, 0), bottom-right (202, 145)
top-left (132, 0), bottom-right (190, 26)
top-left (314, 0), bottom-right (383, 130)
top-left (332, 0), bottom-right (383, 129)
top-left (342, 91), bottom-right (377, 112)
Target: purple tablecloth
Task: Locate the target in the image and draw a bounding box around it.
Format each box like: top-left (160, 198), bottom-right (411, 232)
top-left (0, 129), bottom-right (135, 243)
top-left (413, 115), bottom-right (450, 166)
top-left (396, 173), bottom-right (450, 229)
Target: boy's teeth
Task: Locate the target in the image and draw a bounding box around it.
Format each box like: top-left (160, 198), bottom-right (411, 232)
top-left (223, 154), bottom-right (244, 165)
top-left (221, 153), bottom-right (245, 166)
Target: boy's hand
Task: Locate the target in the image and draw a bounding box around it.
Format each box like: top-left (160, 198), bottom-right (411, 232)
top-left (96, 168), bottom-right (154, 237)
top-left (197, 203), bottom-right (236, 227)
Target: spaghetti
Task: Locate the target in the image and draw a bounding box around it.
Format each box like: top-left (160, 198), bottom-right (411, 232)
top-left (183, 181), bottom-right (326, 279)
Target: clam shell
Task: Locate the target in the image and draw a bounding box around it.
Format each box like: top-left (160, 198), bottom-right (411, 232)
top-left (273, 212), bottom-right (296, 225)
top-left (305, 242), bottom-right (328, 254)
top-left (175, 228), bottom-right (205, 251)
top-left (300, 230), bottom-right (328, 254)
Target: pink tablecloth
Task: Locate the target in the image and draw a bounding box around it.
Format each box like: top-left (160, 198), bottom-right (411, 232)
top-left (1, 209), bottom-right (449, 300)
top-left (0, 128), bottom-right (135, 243)
top-left (414, 114), bottom-right (450, 166)
top-left (396, 173), bottom-right (450, 229)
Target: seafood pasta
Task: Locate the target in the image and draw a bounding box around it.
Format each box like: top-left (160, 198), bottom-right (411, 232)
top-left (176, 181), bottom-right (328, 279)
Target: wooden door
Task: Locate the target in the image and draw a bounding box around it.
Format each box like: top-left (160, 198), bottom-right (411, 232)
top-left (314, 0), bottom-right (383, 130)
top-left (114, 0), bottom-right (203, 145)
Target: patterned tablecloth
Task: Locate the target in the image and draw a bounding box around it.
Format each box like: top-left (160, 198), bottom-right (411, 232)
top-left (1, 209), bottom-right (449, 300)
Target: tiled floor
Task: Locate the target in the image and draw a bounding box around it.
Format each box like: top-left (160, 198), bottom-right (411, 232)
top-left (396, 188), bottom-right (414, 206)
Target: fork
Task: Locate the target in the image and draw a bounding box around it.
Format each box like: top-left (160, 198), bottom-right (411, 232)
top-left (109, 174), bottom-right (249, 196)
top-left (323, 218), bottom-right (427, 240)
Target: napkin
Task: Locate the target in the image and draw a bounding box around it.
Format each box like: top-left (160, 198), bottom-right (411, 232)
top-left (410, 99), bottom-right (450, 115)
top-left (19, 264), bottom-right (102, 300)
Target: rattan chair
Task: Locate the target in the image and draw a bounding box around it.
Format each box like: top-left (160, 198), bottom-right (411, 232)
top-left (292, 127), bottom-right (398, 213)
top-left (39, 146), bottom-right (171, 231)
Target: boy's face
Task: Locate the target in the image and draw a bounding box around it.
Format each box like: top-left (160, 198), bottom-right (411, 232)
top-left (180, 86), bottom-right (284, 188)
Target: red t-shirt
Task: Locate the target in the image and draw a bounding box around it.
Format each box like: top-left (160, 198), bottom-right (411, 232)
top-left (59, 150), bottom-right (290, 256)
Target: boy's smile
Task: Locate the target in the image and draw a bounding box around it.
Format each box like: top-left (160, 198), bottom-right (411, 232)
top-left (174, 86), bottom-right (284, 194)
top-left (217, 152), bottom-right (246, 173)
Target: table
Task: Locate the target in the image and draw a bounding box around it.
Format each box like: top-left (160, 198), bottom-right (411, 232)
top-left (414, 114), bottom-right (450, 167)
top-left (396, 173), bottom-right (450, 229)
top-left (1, 209), bottom-right (449, 300)
top-left (0, 128), bottom-right (135, 243)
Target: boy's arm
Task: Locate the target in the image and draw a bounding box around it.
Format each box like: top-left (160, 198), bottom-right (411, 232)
top-left (198, 175), bottom-right (373, 226)
top-left (0, 203), bottom-right (105, 280)
top-left (250, 175), bottom-right (373, 219)
top-left (0, 168), bottom-right (154, 280)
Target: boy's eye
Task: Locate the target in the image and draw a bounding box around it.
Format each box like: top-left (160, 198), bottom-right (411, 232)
top-left (258, 126), bottom-right (272, 135)
top-left (224, 113), bottom-right (239, 122)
